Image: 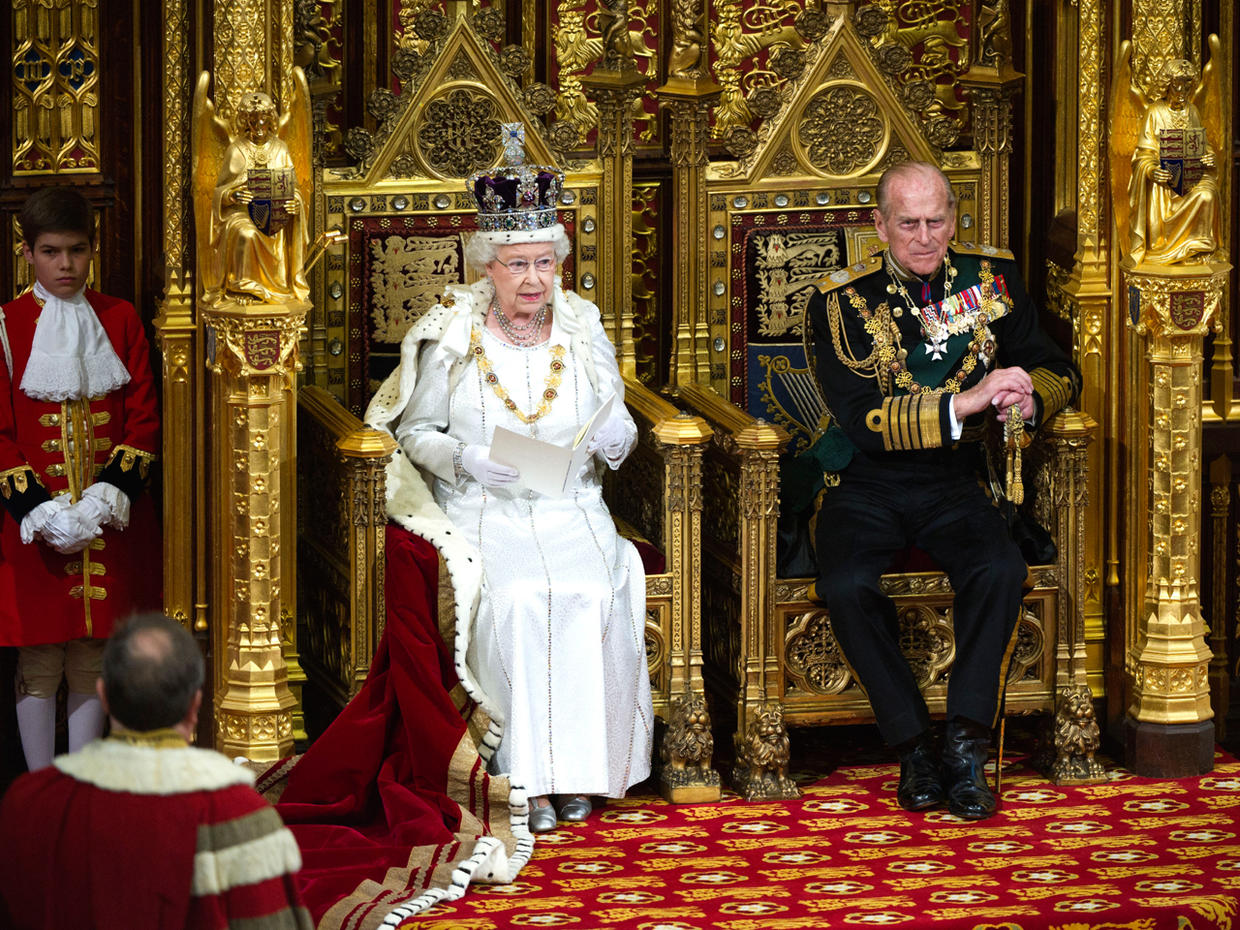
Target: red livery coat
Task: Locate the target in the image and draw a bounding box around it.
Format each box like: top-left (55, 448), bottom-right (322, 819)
top-left (0, 289), bottom-right (160, 645)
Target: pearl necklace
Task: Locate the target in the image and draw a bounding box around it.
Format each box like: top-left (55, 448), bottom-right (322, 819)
top-left (491, 299), bottom-right (547, 347)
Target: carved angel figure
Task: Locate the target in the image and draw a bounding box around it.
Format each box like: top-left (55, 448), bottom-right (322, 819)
top-left (193, 69), bottom-right (313, 304)
top-left (1112, 39), bottom-right (1223, 265)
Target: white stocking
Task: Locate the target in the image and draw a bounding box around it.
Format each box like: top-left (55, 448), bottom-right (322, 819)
top-left (15, 694), bottom-right (56, 771)
top-left (67, 691), bottom-right (106, 752)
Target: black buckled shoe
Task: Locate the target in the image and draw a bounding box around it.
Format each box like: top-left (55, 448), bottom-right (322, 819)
top-left (896, 733), bottom-right (945, 812)
top-left (942, 718), bottom-right (998, 821)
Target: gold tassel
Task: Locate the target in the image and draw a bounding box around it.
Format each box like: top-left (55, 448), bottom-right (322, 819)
top-left (1004, 404), bottom-right (1024, 506)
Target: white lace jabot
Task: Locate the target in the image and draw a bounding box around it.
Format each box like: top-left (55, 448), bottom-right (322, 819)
top-left (20, 281), bottom-right (130, 402)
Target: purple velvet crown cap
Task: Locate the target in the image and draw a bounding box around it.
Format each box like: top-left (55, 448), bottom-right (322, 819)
top-left (467, 163), bottom-right (565, 232)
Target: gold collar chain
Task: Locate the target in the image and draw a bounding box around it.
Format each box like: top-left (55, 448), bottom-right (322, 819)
top-left (884, 252), bottom-right (958, 337)
top-left (470, 328), bottom-right (566, 424)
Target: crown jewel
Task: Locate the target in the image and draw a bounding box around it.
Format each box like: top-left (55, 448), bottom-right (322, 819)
top-left (467, 123), bottom-right (564, 233)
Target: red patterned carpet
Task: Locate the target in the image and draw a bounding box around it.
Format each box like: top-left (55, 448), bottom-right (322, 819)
top-left (396, 739), bottom-right (1240, 930)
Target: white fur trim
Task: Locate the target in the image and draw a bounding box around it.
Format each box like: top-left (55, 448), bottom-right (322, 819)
top-left (472, 223), bottom-right (566, 246)
top-left (55, 739), bottom-right (256, 795)
top-left (191, 825), bottom-right (303, 895)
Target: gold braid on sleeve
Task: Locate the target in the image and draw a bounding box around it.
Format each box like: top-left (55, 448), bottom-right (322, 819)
top-left (107, 445), bottom-right (158, 479)
top-left (0, 464), bottom-right (41, 499)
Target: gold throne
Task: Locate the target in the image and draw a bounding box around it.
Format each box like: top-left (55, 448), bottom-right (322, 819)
top-left (293, 8), bottom-right (718, 798)
top-left (667, 14), bottom-right (1100, 794)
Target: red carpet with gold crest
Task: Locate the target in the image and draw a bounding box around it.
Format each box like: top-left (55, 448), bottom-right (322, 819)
top-left (398, 737), bottom-right (1240, 930)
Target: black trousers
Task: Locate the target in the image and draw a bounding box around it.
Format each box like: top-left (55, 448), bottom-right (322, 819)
top-left (815, 459), bottom-right (1027, 747)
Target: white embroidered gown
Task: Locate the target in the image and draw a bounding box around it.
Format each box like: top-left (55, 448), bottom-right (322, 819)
top-left (397, 312), bottom-right (653, 799)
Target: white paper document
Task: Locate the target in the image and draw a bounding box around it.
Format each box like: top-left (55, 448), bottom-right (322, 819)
top-left (490, 394), bottom-right (616, 497)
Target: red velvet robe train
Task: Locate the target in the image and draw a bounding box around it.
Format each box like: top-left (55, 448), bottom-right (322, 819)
top-left (263, 527), bottom-right (531, 929)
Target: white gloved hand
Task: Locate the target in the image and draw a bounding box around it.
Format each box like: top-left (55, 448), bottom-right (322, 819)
top-left (79, 481), bottom-right (130, 531)
top-left (19, 499), bottom-right (66, 545)
top-left (461, 444), bottom-right (520, 487)
top-left (587, 415), bottom-right (630, 463)
top-left (41, 504), bottom-right (102, 555)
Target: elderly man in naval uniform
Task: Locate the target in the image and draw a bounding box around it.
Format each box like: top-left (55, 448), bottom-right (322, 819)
top-left (806, 160), bottom-right (1079, 820)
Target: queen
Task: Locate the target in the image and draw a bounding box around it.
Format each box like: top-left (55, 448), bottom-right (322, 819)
top-left (367, 131), bottom-right (653, 832)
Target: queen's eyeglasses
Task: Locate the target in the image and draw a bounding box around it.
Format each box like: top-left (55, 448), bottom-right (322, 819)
top-left (494, 256), bottom-right (556, 275)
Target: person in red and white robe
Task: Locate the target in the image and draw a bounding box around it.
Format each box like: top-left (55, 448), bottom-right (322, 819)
top-left (0, 613), bottom-right (312, 930)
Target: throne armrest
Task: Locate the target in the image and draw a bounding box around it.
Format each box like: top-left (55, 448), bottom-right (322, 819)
top-left (675, 383), bottom-right (789, 737)
top-left (298, 385), bottom-right (397, 710)
top-left (607, 378), bottom-right (712, 705)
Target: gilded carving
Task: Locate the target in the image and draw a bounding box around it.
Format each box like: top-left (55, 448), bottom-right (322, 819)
top-left (1130, 0), bottom-right (1190, 100)
top-left (797, 83), bottom-right (887, 176)
top-left (163, 0), bottom-right (191, 271)
top-left (732, 703), bottom-right (799, 800)
top-left (193, 70), bottom-right (314, 305)
top-left (1111, 40), bottom-right (1223, 266)
top-left (416, 87), bottom-right (502, 177)
top-left (1076, 0), bottom-right (1102, 246)
top-left (213, 0), bottom-right (268, 124)
top-left (11, 0), bottom-right (101, 174)
top-left (660, 694), bottom-right (722, 802)
top-left (667, 0), bottom-right (707, 79)
top-left (711, 0), bottom-right (806, 136)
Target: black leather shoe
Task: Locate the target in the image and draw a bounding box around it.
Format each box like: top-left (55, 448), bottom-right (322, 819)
top-left (942, 718), bottom-right (997, 820)
top-left (896, 733), bottom-right (945, 811)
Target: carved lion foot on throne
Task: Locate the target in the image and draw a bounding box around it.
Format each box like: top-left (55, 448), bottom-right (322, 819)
top-left (731, 702), bottom-right (801, 801)
top-left (659, 694), bottom-right (723, 803)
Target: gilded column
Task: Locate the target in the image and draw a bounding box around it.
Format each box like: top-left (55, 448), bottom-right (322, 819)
top-left (657, 0), bottom-right (719, 387)
top-left (204, 306), bottom-right (306, 759)
top-left (338, 427), bottom-right (399, 690)
top-left (1055, 0), bottom-right (1109, 712)
top-left (1123, 263), bottom-right (1228, 775)
top-left (1208, 454), bottom-right (1231, 741)
top-left (581, 50), bottom-right (644, 377)
top-left (651, 411), bottom-right (719, 803)
top-left (155, 0), bottom-right (202, 637)
top-left (198, 0), bottom-right (307, 756)
top-left (731, 420), bottom-right (795, 800)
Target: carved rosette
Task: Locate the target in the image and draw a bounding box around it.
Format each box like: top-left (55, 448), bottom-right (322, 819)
top-left (796, 82), bottom-right (887, 177)
top-left (415, 87), bottom-right (502, 178)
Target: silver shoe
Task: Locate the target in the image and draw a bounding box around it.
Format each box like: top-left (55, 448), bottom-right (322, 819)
top-left (557, 795), bottom-right (592, 822)
top-left (528, 801), bottom-right (557, 833)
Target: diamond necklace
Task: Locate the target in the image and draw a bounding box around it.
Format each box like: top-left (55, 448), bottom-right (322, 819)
top-left (492, 299), bottom-right (547, 347)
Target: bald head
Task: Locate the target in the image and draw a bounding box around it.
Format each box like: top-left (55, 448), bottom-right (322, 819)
top-left (875, 161), bottom-right (957, 220)
top-left (101, 614), bottom-right (205, 732)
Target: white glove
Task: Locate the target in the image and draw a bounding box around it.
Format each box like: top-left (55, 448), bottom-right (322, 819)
top-left (78, 481), bottom-right (130, 531)
top-left (41, 504), bottom-right (102, 555)
top-left (461, 445), bottom-right (519, 487)
top-left (19, 499), bottom-right (66, 545)
top-left (587, 415), bottom-right (630, 464)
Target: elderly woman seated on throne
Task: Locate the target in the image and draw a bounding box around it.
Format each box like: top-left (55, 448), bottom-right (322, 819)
top-left (366, 144), bottom-right (653, 833)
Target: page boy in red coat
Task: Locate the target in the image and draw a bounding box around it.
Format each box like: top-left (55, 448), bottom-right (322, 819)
top-left (0, 186), bottom-right (160, 770)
